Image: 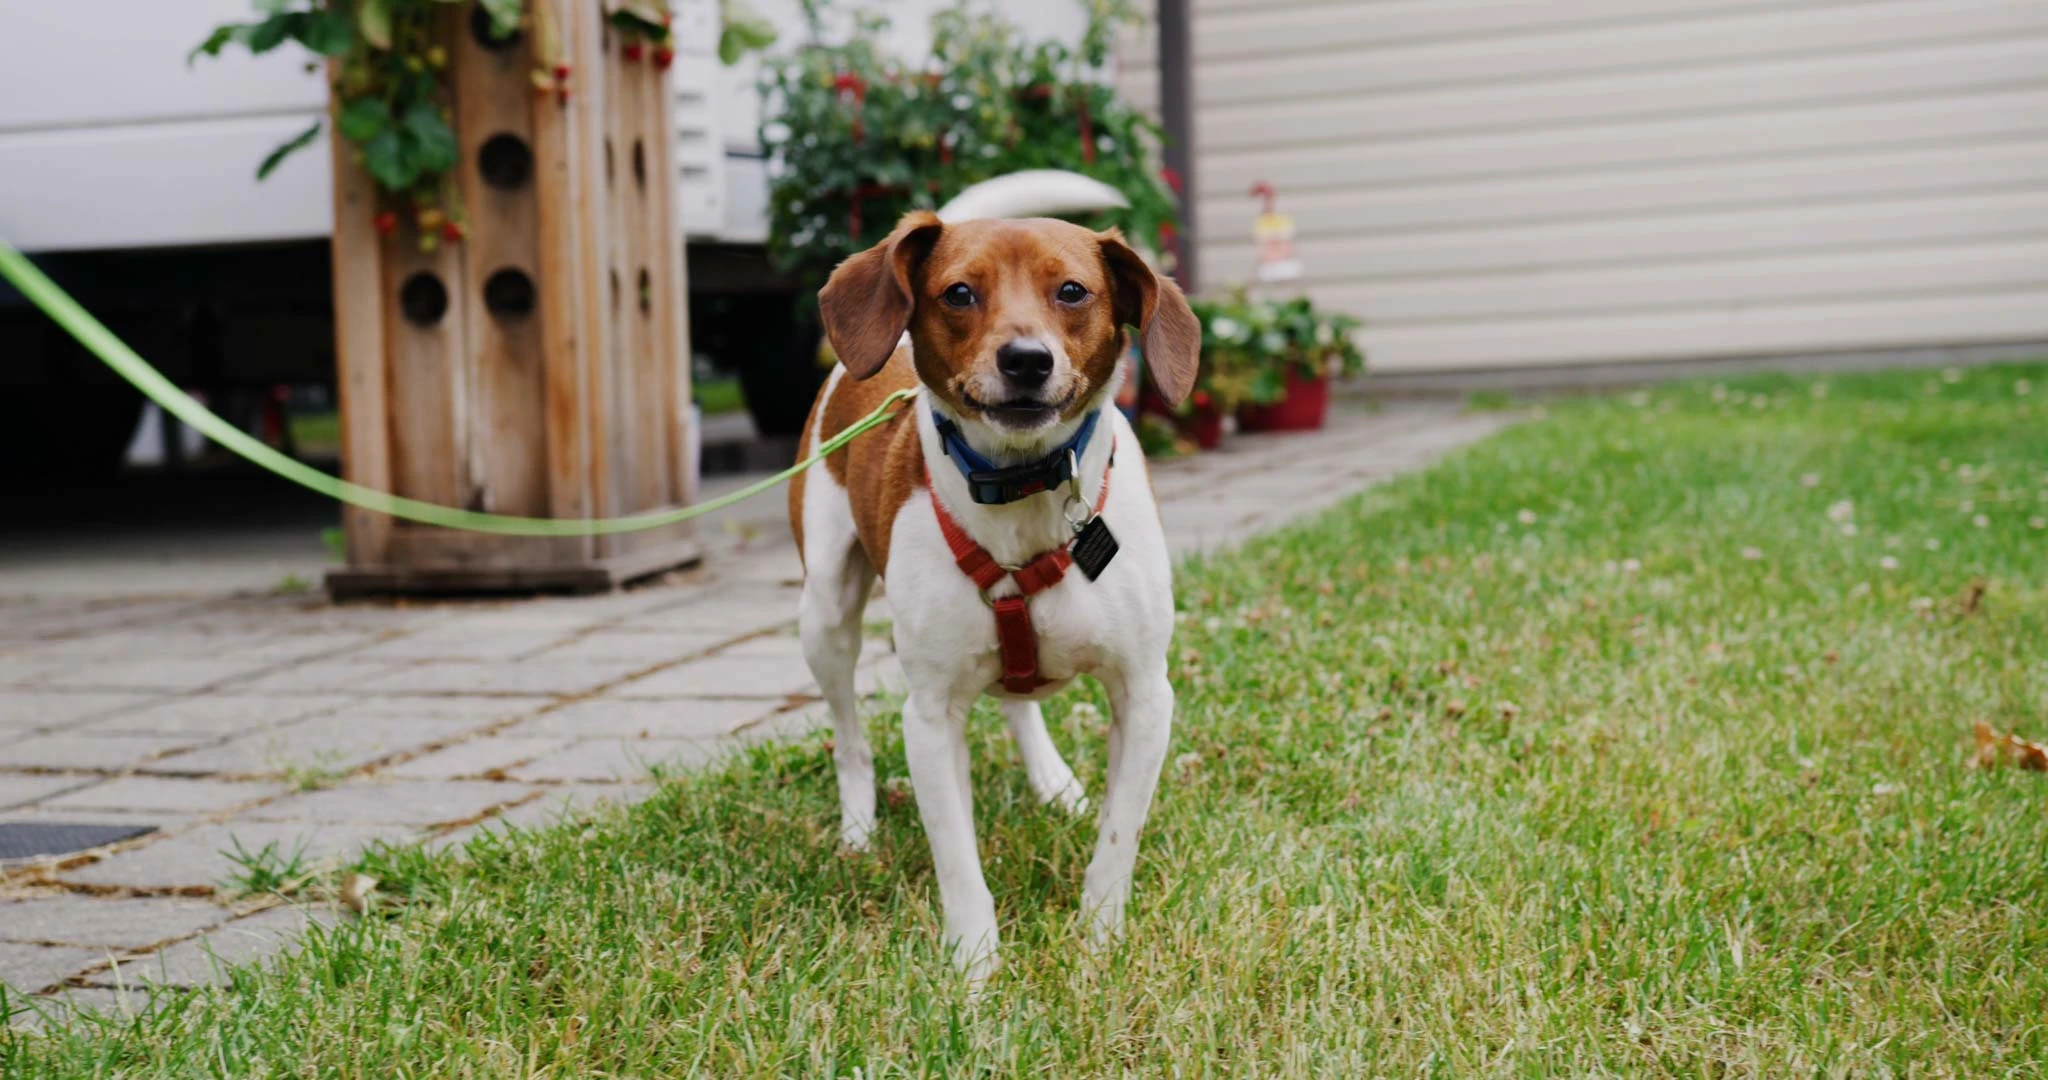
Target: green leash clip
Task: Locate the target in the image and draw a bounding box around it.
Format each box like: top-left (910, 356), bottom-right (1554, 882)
top-left (0, 238), bottom-right (908, 537)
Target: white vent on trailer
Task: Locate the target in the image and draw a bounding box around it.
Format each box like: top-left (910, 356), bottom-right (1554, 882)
top-left (668, 0), bottom-right (727, 238)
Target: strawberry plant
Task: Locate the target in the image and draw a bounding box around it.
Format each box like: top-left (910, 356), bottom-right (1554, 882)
top-left (194, 0), bottom-right (774, 252)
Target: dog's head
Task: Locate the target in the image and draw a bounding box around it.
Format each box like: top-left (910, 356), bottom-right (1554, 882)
top-left (818, 212), bottom-right (1199, 447)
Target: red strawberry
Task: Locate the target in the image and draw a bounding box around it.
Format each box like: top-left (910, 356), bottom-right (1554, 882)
top-left (373, 210), bottom-right (399, 236)
top-left (553, 63), bottom-right (572, 81)
top-left (622, 42), bottom-right (644, 61)
top-left (441, 221), bottom-right (464, 243)
top-left (654, 46), bottom-right (674, 70)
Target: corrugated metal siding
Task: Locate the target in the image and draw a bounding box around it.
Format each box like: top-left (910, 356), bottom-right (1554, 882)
top-left (1119, 0), bottom-right (2048, 371)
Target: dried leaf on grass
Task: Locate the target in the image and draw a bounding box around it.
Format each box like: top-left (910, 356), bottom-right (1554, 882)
top-left (1971, 722), bottom-right (2048, 771)
top-left (339, 871), bottom-right (379, 915)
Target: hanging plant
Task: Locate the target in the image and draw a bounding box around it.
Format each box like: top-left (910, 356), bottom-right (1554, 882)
top-left (193, 0), bottom-right (775, 252)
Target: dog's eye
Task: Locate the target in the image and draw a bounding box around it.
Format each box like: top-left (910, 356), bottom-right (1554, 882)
top-left (1056, 281), bottom-right (1088, 304)
top-left (941, 283), bottom-right (976, 308)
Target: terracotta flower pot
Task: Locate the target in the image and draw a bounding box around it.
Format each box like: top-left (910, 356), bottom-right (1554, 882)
top-left (1238, 370), bottom-right (1330, 432)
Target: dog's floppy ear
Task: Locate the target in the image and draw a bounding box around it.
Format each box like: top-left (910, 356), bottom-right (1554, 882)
top-left (818, 211), bottom-right (943, 380)
top-left (1099, 229), bottom-right (1201, 405)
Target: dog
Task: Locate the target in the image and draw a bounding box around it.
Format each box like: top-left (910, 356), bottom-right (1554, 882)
top-left (788, 202), bottom-right (1200, 981)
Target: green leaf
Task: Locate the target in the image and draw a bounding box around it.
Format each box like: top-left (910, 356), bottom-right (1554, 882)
top-left (361, 127), bottom-right (418, 190)
top-left (295, 9), bottom-right (354, 56)
top-left (256, 121), bottom-right (324, 180)
top-left (189, 24), bottom-right (243, 65)
top-left (477, 0), bottom-right (523, 39)
top-left (719, 6), bottom-right (778, 65)
top-left (356, 0), bottom-right (392, 50)
top-left (401, 101), bottom-right (458, 175)
top-left (337, 97), bottom-right (389, 143)
top-left (244, 13), bottom-right (301, 54)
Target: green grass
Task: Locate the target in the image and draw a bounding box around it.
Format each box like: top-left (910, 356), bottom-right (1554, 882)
top-left (693, 377), bottom-right (747, 417)
top-left (8, 363), bottom-right (2048, 1075)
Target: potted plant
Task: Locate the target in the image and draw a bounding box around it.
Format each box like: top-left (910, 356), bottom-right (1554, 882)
top-left (754, 0), bottom-right (1179, 432)
top-left (1189, 292), bottom-right (1363, 434)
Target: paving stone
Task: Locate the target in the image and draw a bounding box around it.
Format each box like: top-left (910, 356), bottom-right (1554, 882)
top-left (344, 626), bottom-right (579, 663)
top-left (39, 776), bottom-right (288, 815)
top-left (0, 943), bottom-right (99, 995)
top-left (608, 653), bottom-right (817, 699)
top-left (382, 736), bottom-right (570, 779)
top-left (855, 655), bottom-right (907, 699)
top-left (0, 691), bottom-right (162, 731)
top-left (0, 773), bottom-right (97, 811)
top-left (508, 738), bottom-right (723, 783)
top-left (59, 822), bottom-right (413, 890)
top-left (88, 904), bottom-right (340, 989)
top-left (37, 657), bottom-right (286, 693)
top-left (81, 695), bottom-right (355, 737)
top-left (617, 592), bottom-right (796, 637)
top-left (245, 779), bottom-right (537, 826)
top-left (0, 896), bottom-right (231, 949)
top-left (219, 659), bottom-right (415, 694)
top-left (357, 659), bottom-right (650, 697)
top-left (2, 733), bottom-right (205, 772)
top-left (711, 633), bottom-right (805, 660)
top-left (524, 630), bottom-right (729, 665)
top-left (137, 715), bottom-right (484, 778)
top-left (326, 695), bottom-right (551, 723)
top-left (503, 697), bottom-right (775, 739)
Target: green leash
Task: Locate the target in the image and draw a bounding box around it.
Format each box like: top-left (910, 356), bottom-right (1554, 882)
top-left (0, 238), bottom-right (910, 537)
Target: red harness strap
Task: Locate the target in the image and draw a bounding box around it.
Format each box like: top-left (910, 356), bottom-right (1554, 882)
top-left (926, 438), bottom-right (1115, 694)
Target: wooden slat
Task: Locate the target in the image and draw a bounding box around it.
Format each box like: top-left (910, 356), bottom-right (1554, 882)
top-left (326, 90), bottom-right (391, 568)
top-left (649, 58), bottom-right (697, 511)
top-left (380, 235), bottom-right (470, 511)
top-left (531, 0), bottom-right (594, 560)
top-left (569, 0), bottom-right (614, 531)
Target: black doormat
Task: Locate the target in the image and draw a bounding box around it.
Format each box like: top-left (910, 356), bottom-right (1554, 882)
top-left (0, 822), bottom-right (157, 862)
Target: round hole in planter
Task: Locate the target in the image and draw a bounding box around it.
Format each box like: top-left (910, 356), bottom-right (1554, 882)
top-left (637, 268), bottom-right (652, 315)
top-left (469, 5), bottom-right (524, 50)
top-left (478, 133), bottom-right (533, 191)
top-left (609, 268), bottom-right (622, 313)
top-left (483, 268), bottom-right (537, 320)
top-left (632, 139), bottom-right (647, 190)
top-left (604, 138), bottom-right (615, 188)
top-left (399, 272), bottom-right (448, 328)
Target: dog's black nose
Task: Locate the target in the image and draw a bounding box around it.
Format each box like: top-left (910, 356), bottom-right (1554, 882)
top-left (996, 341), bottom-right (1055, 390)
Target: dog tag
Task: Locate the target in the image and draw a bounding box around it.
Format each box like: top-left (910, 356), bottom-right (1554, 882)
top-left (1069, 516), bottom-right (1119, 581)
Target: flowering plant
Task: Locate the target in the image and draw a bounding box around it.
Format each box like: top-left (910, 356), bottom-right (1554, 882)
top-left (758, 0), bottom-right (1178, 293)
top-left (194, 0), bottom-right (773, 251)
top-left (1188, 290), bottom-right (1364, 408)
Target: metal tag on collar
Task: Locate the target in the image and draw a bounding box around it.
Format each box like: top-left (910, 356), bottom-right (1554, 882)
top-left (1062, 449), bottom-right (1091, 534)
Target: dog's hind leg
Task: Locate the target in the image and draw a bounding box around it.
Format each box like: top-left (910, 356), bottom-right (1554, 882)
top-left (1001, 700), bottom-right (1087, 814)
top-left (799, 501), bottom-right (878, 851)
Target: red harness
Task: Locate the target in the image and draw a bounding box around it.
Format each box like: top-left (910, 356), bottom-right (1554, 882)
top-left (926, 438), bottom-right (1115, 694)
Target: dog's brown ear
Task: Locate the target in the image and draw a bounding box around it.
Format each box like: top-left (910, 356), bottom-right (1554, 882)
top-left (1099, 230), bottom-right (1201, 405)
top-left (818, 211), bottom-right (943, 379)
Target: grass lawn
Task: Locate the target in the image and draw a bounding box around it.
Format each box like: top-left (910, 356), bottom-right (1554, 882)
top-left (8, 363), bottom-right (2047, 1075)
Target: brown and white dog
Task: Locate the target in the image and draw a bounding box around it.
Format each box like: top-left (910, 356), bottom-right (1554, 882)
top-left (789, 204), bottom-right (1199, 981)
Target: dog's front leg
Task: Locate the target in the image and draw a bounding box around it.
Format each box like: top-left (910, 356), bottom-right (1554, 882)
top-left (902, 686), bottom-right (1000, 983)
top-left (1082, 666), bottom-right (1174, 946)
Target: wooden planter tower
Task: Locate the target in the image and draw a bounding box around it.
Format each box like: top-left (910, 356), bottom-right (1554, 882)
top-left (325, 1), bottom-right (698, 597)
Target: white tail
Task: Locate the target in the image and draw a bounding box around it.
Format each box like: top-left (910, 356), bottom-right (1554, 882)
top-left (937, 170), bottom-right (1129, 224)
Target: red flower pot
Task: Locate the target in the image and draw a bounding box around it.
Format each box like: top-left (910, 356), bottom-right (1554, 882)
top-left (1183, 403), bottom-right (1224, 450)
top-left (1238, 370), bottom-right (1330, 432)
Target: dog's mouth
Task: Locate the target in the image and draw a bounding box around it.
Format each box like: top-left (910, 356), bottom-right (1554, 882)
top-left (960, 389), bottom-right (1074, 430)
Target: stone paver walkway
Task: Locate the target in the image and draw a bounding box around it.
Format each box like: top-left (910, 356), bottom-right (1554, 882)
top-left (1, 402), bottom-right (1507, 1026)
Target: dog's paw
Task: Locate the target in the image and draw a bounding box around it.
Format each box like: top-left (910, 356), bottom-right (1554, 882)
top-left (1047, 780), bottom-right (1089, 817)
top-left (839, 817), bottom-right (876, 853)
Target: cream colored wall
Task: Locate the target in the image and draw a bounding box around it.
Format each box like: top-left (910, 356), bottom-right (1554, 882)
top-left (1119, 0), bottom-right (2048, 371)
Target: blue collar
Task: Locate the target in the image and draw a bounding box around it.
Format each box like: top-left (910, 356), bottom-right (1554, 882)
top-left (932, 408), bottom-right (1103, 506)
